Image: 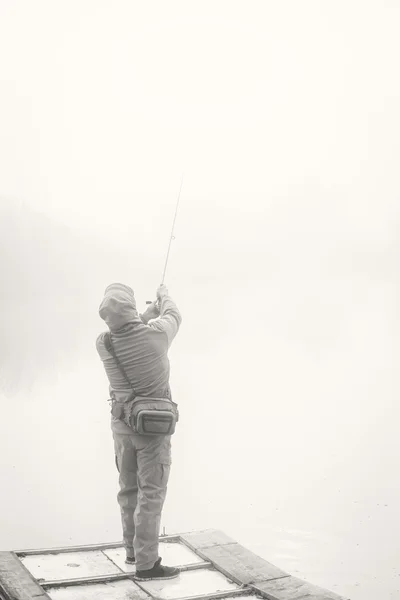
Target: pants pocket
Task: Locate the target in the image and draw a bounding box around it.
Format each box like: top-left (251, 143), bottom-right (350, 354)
top-left (139, 461), bottom-right (171, 492)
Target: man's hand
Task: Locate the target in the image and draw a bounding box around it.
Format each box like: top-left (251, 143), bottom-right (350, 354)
top-left (140, 301), bottom-right (160, 324)
top-left (156, 284), bottom-right (169, 300)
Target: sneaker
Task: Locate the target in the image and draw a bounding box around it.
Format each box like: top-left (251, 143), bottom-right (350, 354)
top-left (135, 557), bottom-right (179, 581)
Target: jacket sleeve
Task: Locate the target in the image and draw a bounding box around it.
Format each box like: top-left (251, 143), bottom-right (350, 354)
top-left (147, 295), bottom-right (182, 347)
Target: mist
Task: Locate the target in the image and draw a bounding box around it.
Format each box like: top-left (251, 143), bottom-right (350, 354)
top-left (1, 2), bottom-right (399, 599)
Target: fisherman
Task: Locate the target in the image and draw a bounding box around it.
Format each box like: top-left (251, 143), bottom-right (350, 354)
top-left (96, 282), bottom-right (182, 581)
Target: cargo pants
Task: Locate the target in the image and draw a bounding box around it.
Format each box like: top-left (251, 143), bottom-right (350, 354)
top-left (113, 432), bottom-right (171, 571)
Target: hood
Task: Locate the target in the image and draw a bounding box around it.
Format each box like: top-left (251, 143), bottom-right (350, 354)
top-left (99, 283), bottom-right (141, 331)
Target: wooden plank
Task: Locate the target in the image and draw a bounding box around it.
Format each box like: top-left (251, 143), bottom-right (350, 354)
top-left (198, 543), bottom-right (288, 585)
top-left (252, 576), bottom-right (349, 600)
top-left (16, 542), bottom-right (125, 556)
top-left (43, 572), bottom-right (134, 588)
top-left (162, 592), bottom-right (256, 600)
top-left (0, 551), bottom-right (51, 600)
top-left (180, 529), bottom-right (236, 551)
top-left (17, 536), bottom-right (180, 556)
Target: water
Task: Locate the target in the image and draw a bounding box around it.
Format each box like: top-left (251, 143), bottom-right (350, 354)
top-left (1, 2), bottom-right (400, 598)
top-left (0, 195), bottom-right (398, 600)
top-left (1, 275), bottom-right (399, 600)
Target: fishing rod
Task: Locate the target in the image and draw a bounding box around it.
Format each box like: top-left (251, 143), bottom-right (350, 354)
top-left (146, 175), bottom-right (184, 305)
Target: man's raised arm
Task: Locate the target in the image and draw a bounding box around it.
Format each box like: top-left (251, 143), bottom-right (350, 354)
top-left (140, 285), bottom-right (182, 346)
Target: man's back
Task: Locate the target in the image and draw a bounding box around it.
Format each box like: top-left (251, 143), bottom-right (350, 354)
top-left (96, 283), bottom-right (182, 434)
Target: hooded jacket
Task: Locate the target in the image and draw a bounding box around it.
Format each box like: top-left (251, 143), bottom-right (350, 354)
top-left (96, 283), bottom-right (182, 434)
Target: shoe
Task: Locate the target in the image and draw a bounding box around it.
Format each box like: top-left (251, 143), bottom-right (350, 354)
top-left (135, 557), bottom-right (180, 581)
top-left (125, 552), bottom-right (135, 565)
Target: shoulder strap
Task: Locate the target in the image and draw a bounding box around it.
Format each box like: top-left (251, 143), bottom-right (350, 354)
top-left (104, 332), bottom-right (136, 395)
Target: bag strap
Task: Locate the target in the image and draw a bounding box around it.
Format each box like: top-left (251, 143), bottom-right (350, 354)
top-left (104, 332), bottom-right (137, 396)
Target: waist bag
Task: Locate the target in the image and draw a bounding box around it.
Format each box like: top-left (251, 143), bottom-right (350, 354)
top-left (104, 332), bottom-right (179, 436)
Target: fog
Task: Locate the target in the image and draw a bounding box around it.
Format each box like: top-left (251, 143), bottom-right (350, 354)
top-left (1, 2), bottom-right (399, 599)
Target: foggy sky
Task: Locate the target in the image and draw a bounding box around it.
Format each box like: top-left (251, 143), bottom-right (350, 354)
top-left (0, 4), bottom-right (399, 598)
top-left (1, 1), bottom-right (399, 235)
top-left (1, 1), bottom-right (398, 382)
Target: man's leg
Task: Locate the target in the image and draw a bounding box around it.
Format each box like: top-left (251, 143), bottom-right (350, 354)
top-left (134, 435), bottom-right (171, 571)
top-left (113, 433), bottom-right (138, 557)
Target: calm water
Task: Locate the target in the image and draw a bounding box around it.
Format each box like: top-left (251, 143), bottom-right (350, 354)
top-left (1, 3), bottom-right (400, 598)
top-left (1, 280), bottom-right (398, 600)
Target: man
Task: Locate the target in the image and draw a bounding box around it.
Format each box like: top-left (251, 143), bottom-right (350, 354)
top-left (96, 282), bottom-right (182, 581)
